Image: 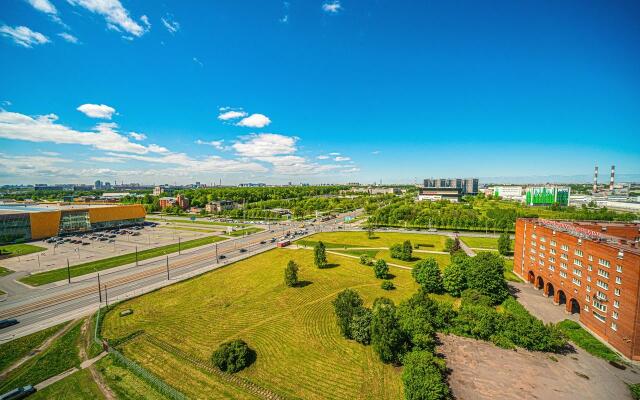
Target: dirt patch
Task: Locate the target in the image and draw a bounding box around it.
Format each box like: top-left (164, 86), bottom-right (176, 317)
top-left (439, 334), bottom-right (634, 400)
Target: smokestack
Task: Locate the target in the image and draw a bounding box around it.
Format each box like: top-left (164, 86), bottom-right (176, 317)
top-left (610, 165), bottom-right (615, 191)
top-left (593, 165), bottom-right (598, 193)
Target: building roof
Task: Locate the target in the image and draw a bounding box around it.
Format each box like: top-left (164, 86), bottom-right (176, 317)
top-left (0, 202), bottom-right (125, 215)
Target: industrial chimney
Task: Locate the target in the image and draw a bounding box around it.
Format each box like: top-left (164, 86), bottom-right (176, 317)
top-left (593, 165), bottom-right (598, 193)
top-left (610, 165), bottom-right (615, 191)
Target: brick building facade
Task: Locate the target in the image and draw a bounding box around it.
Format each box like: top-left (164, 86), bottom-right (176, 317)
top-left (514, 218), bottom-right (640, 360)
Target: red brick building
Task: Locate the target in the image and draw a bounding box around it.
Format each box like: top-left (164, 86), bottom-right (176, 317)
top-left (514, 218), bottom-right (640, 360)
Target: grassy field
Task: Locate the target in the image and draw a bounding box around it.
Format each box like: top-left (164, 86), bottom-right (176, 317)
top-left (159, 225), bottom-right (219, 233)
top-left (0, 243), bottom-right (46, 258)
top-left (0, 323), bottom-right (66, 372)
top-left (296, 231), bottom-right (447, 252)
top-left (29, 368), bottom-right (104, 400)
top-left (228, 227), bottom-right (264, 237)
top-left (0, 266), bottom-right (13, 277)
top-left (557, 320), bottom-right (621, 362)
top-left (331, 248), bottom-right (451, 270)
top-left (459, 236), bottom-right (514, 250)
top-left (102, 248), bottom-right (424, 399)
top-left (0, 320), bottom-right (83, 392)
top-left (95, 354), bottom-right (170, 400)
top-left (147, 217), bottom-right (248, 227)
top-left (503, 259), bottom-right (523, 283)
top-left (20, 235), bottom-right (225, 286)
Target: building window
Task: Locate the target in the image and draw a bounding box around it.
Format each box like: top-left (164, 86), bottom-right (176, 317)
top-left (593, 311), bottom-right (606, 323)
top-left (530, 255), bottom-right (535, 261)
top-left (561, 244), bottom-right (569, 251)
top-left (572, 278), bottom-right (581, 287)
top-left (560, 271), bottom-right (567, 279)
top-left (613, 311), bottom-right (619, 320)
top-left (531, 233), bottom-right (537, 239)
top-left (587, 265), bottom-right (592, 271)
top-left (540, 244), bottom-right (546, 251)
top-left (550, 240), bottom-right (556, 247)
top-left (539, 260), bottom-right (544, 266)
top-left (539, 252), bottom-right (545, 259)
top-left (573, 269), bottom-right (582, 277)
top-left (584, 304), bottom-right (590, 312)
top-left (596, 280), bottom-right (609, 290)
top-left (587, 276), bottom-right (591, 282)
top-left (588, 255), bottom-right (593, 261)
top-left (548, 265), bottom-right (555, 272)
top-left (611, 322), bottom-right (617, 331)
top-left (540, 237), bottom-right (546, 243)
top-left (532, 241), bottom-right (537, 247)
top-left (560, 262), bottom-right (568, 270)
top-left (596, 291), bottom-right (608, 301)
top-left (530, 249), bottom-right (537, 255)
top-left (585, 294), bottom-right (590, 302)
top-left (574, 259), bottom-right (582, 267)
top-left (615, 276), bottom-right (621, 284)
top-left (586, 285), bottom-right (591, 292)
top-left (599, 259), bottom-right (611, 268)
top-left (616, 265), bottom-right (622, 273)
top-left (549, 257), bottom-right (555, 263)
top-left (550, 248), bottom-right (556, 255)
top-left (614, 300), bottom-right (620, 308)
top-left (614, 288), bottom-right (620, 296)
top-left (575, 249), bottom-right (583, 257)
top-left (597, 269), bottom-right (609, 279)
top-left (561, 254), bottom-right (568, 260)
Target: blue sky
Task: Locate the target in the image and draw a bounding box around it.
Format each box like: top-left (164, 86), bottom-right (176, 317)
top-left (1, 0), bottom-right (639, 185)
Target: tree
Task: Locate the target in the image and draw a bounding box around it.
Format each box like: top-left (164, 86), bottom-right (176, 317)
top-left (314, 241), bottom-right (327, 268)
top-left (498, 232), bottom-right (511, 255)
top-left (466, 252), bottom-right (509, 305)
top-left (374, 259), bottom-right (389, 279)
top-left (211, 340), bottom-right (254, 373)
top-left (349, 307), bottom-right (373, 345)
top-left (442, 262), bottom-right (467, 296)
top-left (366, 222), bottom-right (375, 239)
top-left (402, 350), bottom-right (451, 400)
top-left (403, 240), bottom-right (413, 260)
top-left (332, 289), bottom-right (364, 339)
top-left (371, 298), bottom-right (408, 364)
top-left (359, 254), bottom-right (373, 266)
top-left (444, 237), bottom-right (461, 254)
top-left (412, 258), bottom-right (443, 293)
top-left (284, 260), bottom-right (299, 287)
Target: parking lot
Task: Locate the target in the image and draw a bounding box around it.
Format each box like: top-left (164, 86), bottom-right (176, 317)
top-left (2, 223), bottom-right (219, 274)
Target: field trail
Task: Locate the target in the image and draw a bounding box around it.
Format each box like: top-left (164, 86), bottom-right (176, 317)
top-left (79, 317), bottom-right (115, 400)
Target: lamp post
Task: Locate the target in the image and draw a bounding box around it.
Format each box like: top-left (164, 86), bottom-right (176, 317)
top-left (166, 256), bottom-right (169, 280)
top-left (66, 259), bottom-right (71, 284)
top-left (97, 273), bottom-right (102, 302)
top-left (135, 246), bottom-right (138, 267)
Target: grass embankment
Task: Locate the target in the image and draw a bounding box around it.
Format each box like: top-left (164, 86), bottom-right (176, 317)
top-left (159, 225), bottom-right (218, 233)
top-left (147, 217), bottom-right (248, 227)
top-left (0, 266), bottom-right (14, 277)
top-left (0, 323), bottom-right (67, 372)
top-left (459, 236), bottom-right (515, 250)
top-left (102, 248), bottom-right (433, 399)
top-left (0, 243), bottom-right (46, 258)
top-left (228, 227), bottom-right (264, 237)
top-left (0, 320), bottom-right (83, 392)
top-left (297, 231), bottom-right (447, 251)
top-left (95, 354), bottom-right (171, 400)
top-left (557, 320), bottom-right (621, 362)
top-left (29, 368), bottom-right (103, 400)
top-left (20, 235), bottom-right (225, 286)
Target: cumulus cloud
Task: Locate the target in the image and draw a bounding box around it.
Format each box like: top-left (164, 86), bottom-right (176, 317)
top-left (161, 15), bottom-right (180, 34)
top-left (58, 32), bottom-right (80, 44)
top-left (195, 139), bottom-right (225, 150)
top-left (0, 25), bottom-right (49, 48)
top-left (334, 156), bottom-right (350, 161)
top-left (104, 152), bottom-right (267, 174)
top-left (316, 155), bottom-right (330, 160)
top-left (77, 104), bottom-right (116, 119)
top-left (27, 0), bottom-right (57, 14)
top-left (128, 132), bottom-right (146, 141)
top-left (67, 0), bottom-right (147, 38)
top-left (233, 133), bottom-right (296, 157)
top-left (322, 1), bottom-right (342, 13)
top-left (236, 113), bottom-right (271, 128)
top-left (218, 110), bottom-right (248, 121)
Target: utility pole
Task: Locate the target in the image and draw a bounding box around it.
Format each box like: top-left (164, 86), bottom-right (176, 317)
top-left (135, 246), bottom-right (138, 267)
top-left (178, 236), bottom-right (181, 255)
top-left (37, 254), bottom-right (41, 270)
top-left (215, 243), bottom-right (218, 263)
top-left (67, 259), bottom-right (71, 284)
top-left (105, 285), bottom-right (108, 306)
top-left (166, 256), bottom-right (169, 280)
top-left (97, 273), bottom-right (102, 302)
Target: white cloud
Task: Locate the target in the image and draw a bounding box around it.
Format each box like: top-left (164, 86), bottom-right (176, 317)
top-left (67, 0), bottom-right (147, 38)
top-left (322, 1), bottom-right (342, 13)
top-left (27, 0), bottom-right (57, 14)
top-left (58, 32), bottom-right (79, 44)
top-left (233, 133), bottom-right (296, 157)
top-left (0, 25), bottom-right (49, 48)
top-left (334, 156), bottom-right (350, 161)
top-left (2, 100), bottom-right (12, 106)
top-left (280, 15), bottom-right (289, 23)
top-left (192, 57), bottom-right (203, 67)
top-left (316, 155), bottom-right (330, 160)
top-left (38, 150), bottom-right (60, 156)
top-left (372, 150), bottom-right (380, 155)
top-left (128, 131), bottom-right (146, 141)
top-left (77, 103), bottom-right (116, 119)
top-left (0, 111), bottom-right (165, 155)
top-left (161, 15), bottom-right (180, 34)
top-left (147, 144), bottom-right (170, 154)
top-left (90, 156), bottom-right (125, 163)
top-left (104, 152), bottom-right (267, 174)
top-left (329, 152), bottom-right (340, 156)
top-left (195, 139), bottom-right (225, 150)
top-left (236, 113), bottom-right (271, 128)
top-left (140, 15), bottom-right (151, 30)
top-left (218, 110), bottom-right (247, 121)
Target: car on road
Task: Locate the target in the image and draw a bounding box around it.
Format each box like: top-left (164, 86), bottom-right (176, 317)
top-left (219, 255), bottom-right (226, 259)
top-left (427, 228), bottom-right (438, 232)
top-left (0, 385), bottom-right (36, 400)
top-left (239, 248), bottom-right (247, 253)
top-left (0, 319), bottom-right (19, 329)
top-left (260, 240), bottom-right (266, 244)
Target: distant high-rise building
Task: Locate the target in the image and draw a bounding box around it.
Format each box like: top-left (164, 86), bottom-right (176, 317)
top-left (423, 178), bottom-right (478, 195)
top-left (94, 180), bottom-right (102, 190)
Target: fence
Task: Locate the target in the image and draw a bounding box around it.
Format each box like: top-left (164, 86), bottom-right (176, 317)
top-left (93, 307), bottom-right (188, 400)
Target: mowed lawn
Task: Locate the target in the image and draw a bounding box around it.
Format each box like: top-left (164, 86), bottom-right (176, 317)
top-left (102, 248), bottom-right (422, 400)
top-left (331, 248), bottom-right (451, 270)
top-left (21, 235), bottom-right (225, 286)
top-left (0, 243), bottom-right (46, 258)
top-left (460, 236), bottom-right (515, 250)
top-left (297, 231), bottom-right (448, 252)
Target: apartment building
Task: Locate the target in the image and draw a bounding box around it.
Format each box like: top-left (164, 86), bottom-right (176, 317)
top-left (514, 218), bottom-right (640, 360)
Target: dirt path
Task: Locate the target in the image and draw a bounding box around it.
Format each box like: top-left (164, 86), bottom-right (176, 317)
top-left (0, 319), bottom-right (75, 379)
top-left (79, 317), bottom-right (115, 400)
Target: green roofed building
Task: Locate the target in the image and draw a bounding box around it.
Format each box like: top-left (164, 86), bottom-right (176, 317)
top-left (525, 186), bottom-right (570, 206)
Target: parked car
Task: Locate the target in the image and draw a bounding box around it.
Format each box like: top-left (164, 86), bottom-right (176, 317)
top-left (239, 248), bottom-right (247, 253)
top-left (219, 255), bottom-right (226, 259)
top-left (0, 385), bottom-right (36, 400)
top-left (0, 319), bottom-right (19, 329)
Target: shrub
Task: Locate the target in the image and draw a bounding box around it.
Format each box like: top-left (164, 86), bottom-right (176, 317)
top-left (402, 350), bottom-right (451, 400)
top-left (500, 298), bottom-right (566, 352)
top-left (498, 232), bottom-right (511, 255)
top-left (374, 259), bottom-right (389, 279)
top-left (332, 289), bottom-right (365, 339)
top-left (211, 340), bottom-right (254, 373)
top-left (284, 260), bottom-right (299, 287)
top-left (412, 258), bottom-right (443, 293)
top-left (381, 280), bottom-right (395, 290)
top-left (442, 262), bottom-right (466, 296)
top-left (452, 303), bottom-right (500, 340)
top-left (444, 237), bottom-right (460, 254)
top-left (371, 298), bottom-right (409, 364)
top-left (460, 288), bottom-right (493, 307)
top-left (390, 241), bottom-right (412, 261)
top-left (314, 241), bottom-right (327, 268)
top-left (465, 252), bottom-right (509, 305)
top-left (359, 254), bottom-right (372, 265)
top-left (350, 307), bottom-right (373, 345)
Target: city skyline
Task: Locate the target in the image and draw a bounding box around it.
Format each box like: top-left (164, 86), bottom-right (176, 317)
top-left (1, 0), bottom-right (639, 185)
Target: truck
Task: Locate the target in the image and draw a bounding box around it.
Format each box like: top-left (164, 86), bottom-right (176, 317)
top-left (276, 240), bottom-right (290, 248)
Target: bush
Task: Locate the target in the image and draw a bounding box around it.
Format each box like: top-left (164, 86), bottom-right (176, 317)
top-left (500, 298), bottom-right (566, 352)
top-left (390, 240), bottom-right (412, 261)
top-left (211, 340), bottom-right (254, 373)
top-left (359, 254), bottom-right (372, 266)
top-left (284, 260), bottom-right (299, 287)
top-left (374, 259), bottom-right (389, 279)
top-left (371, 298), bottom-right (409, 364)
top-left (442, 262), bottom-right (466, 296)
top-left (452, 303), bottom-right (500, 340)
top-left (412, 258), bottom-right (443, 293)
top-left (460, 288), bottom-right (493, 307)
top-left (381, 280), bottom-right (395, 290)
top-left (350, 307), bottom-right (373, 345)
top-left (333, 289), bottom-right (365, 339)
top-left (402, 350), bottom-right (451, 400)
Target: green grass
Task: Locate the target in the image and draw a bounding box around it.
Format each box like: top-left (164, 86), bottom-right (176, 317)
top-left (630, 383), bottom-right (640, 400)
top-left (0, 289), bottom-right (5, 295)
top-left (147, 217), bottom-right (248, 227)
top-left (0, 266), bottom-right (13, 277)
top-left (101, 248), bottom-right (423, 399)
top-left (459, 236), bottom-right (514, 250)
top-left (557, 320), bottom-right (621, 362)
top-left (228, 227), bottom-right (264, 237)
top-left (0, 323), bottom-right (67, 372)
top-left (503, 259), bottom-right (523, 283)
top-left (159, 225), bottom-right (218, 233)
top-left (332, 248), bottom-right (451, 270)
top-left (20, 235), bottom-right (225, 286)
top-left (0, 320), bottom-right (83, 392)
top-left (95, 354), bottom-right (171, 400)
top-left (0, 243), bottom-right (46, 258)
top-left (296, 231), bottom-right (447, 252)
top-left (29, 368), bottom-right (103, 400)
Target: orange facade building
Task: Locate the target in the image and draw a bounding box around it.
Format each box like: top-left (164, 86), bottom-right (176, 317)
top-left (514, 218), bottom-right (640, 360)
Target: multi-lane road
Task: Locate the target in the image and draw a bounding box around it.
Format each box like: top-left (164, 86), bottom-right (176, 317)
top-left (0, 212), bottom-right (357, 342)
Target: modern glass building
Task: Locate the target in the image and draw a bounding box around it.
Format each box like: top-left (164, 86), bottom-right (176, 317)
top-left (0, 204), bottom-right (146, 244)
